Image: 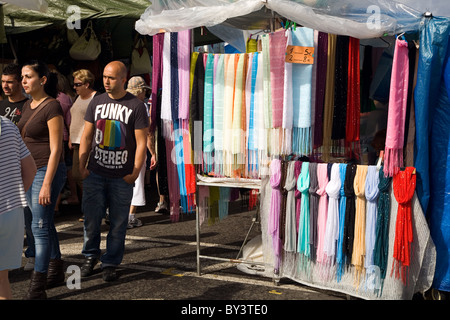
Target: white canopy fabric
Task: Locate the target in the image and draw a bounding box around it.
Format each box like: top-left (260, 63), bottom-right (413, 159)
top-left (135, 0), bottom-right (447, 39)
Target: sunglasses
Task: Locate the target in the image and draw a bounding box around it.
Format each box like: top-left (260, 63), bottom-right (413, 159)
top-left (73, 83), bottom-right (84, 87)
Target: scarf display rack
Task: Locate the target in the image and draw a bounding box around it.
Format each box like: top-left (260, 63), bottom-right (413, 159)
top-left (151, 16), bottom-right (441, 298)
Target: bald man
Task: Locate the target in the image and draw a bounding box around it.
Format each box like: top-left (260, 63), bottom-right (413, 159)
top-left (78, 61), bottom-right (149, 282)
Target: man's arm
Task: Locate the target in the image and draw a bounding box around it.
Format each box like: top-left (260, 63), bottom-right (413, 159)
top-left (79, 121), bottom-right (95, 179)
top-left (123, 126), bottom-right (149, 184)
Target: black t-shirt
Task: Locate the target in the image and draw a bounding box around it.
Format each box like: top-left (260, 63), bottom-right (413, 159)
top-left (84, 92), bottom-right (149, 177)
top-left (0, 98), bottom-right (29, 125)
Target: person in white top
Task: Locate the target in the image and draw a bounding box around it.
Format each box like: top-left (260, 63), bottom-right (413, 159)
top-left (0, 116), bottom-right (36, 299)
top-left (69, 69), bottom-right (97, 221)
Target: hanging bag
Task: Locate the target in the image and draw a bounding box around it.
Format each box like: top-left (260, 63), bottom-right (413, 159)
top-left (130, 38), bottom-right (152, 76)
top-left (69, 21), bottom-right (101, 61)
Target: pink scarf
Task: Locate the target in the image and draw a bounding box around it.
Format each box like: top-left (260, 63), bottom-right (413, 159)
top-left (384, 38), bottom-right (409, 177)
top-left (177, 29), bottom-right (191, 120)
top-left (315, 163), bottom-right (329, 263)
top-left (269, 159), bottom-right (282, 270)
top-left (269, 30), bottom-right (286, 128)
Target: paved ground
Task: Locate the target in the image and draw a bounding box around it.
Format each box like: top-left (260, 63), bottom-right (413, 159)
top-left (9, 182), bottom-right (350, 308)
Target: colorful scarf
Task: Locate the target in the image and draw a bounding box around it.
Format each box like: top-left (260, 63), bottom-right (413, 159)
top-left (373, 166), bottom-right (392, 294)
top-left (308, 162), bottom-right (319, 262)
top-left (364, 165), bottom-right (380, 269)
top-left (345, 37), bottom-right (361, 159)
top-left (313, 32), bottom-right (328, 151)
top-left (336, 163), bottom-right (348, 282)
top-left (315, 163), bottom-right (329, 264)
top-left (294, 160), bottom-right (302, 233)
top-left (391, 167), bottom-right (416, 285)
top-left (203, 53), bottom-right (215, 173)
top-left (269, 30), bottom-right (286, 128)
top-left (177, 29), bottom-right (191, 120)
top-left (284, 161), bottom-right (297, 252)
top-left (269, 159), bottom-right (282, 271)
top-left (292, 27), bottom-right (314, 156)
top-left (322, 34), bottom-right (336, 161)
top-left (297, 161), bottom-right (310, 259)
top-left (384, 38), bottom-right (409, 177)
top-left (214, 54), bottom-right (225, 176)
top-left (324, 163), bottom-right (341, 263)
top-left (343, 163), bottom-right (357, 266)
top-left (351, 165), bottom-right (368, 286)
top-left (151, 33), bottom-right (164, 133)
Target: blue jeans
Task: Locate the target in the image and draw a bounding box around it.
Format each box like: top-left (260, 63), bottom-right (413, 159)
top-left (25, 163), bottom-right (66, 273)
top-left (82, 172), bottom-right (134, 268)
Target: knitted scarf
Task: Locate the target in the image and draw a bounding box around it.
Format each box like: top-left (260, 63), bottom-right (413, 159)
top-left (384, 39), bottom-right (409, 177)
top-left (391, 166), bottom-right (416, 285)
top-left (308, 162), bottom-right (319, 262)
top-left (343, 163), bottom-right (357, 266)
top-left (316, 163), bottom-right (329, 264)
top-left (351, 165), bottom-right (368, 286)
top-left (297, 161), bottom-right (310, 259)
top-left (373, 166), bottom-right (392, 294)
top-left (324, 163), bottom-right (341, 263)
top-left (336, 163), bottom-right (348, 282)
top-left (269, 159), bottom-right (282, 271)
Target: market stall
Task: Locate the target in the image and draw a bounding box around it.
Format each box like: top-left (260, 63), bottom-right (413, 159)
top-left (135, 0), bottom-right (450, 299)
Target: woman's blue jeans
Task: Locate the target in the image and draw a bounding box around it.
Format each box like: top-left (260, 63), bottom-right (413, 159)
top-left (82, 172), bottom-right (134, 268)
top-left (25, 163), bottom-right (66, 273)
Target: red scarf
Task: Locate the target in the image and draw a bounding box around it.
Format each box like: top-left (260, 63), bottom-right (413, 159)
top-left (391, 166), bottom-right (416, 285)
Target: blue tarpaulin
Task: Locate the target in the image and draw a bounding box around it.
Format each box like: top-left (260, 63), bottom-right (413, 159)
top-left (414, 16), bottom-right (450, 292)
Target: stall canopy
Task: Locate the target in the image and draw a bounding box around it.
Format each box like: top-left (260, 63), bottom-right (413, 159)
top-left (135, 0), bottom-right (450, 39)
top-left (1, 0), bottom-right (150, 34)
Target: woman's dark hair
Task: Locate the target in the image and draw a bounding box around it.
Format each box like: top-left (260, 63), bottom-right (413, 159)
top-left (23, 60), bottom-right (58, 98)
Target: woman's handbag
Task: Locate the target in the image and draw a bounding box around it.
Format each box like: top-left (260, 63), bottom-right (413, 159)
top-left (69, 21), bottom-right (101, 61)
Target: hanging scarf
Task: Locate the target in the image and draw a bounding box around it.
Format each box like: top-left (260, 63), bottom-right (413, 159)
top-left (248, 52), bottom-right (259, 176)
top-left (261, 34), bottom-right (272, 130)
top-left (351, 165), bottom-right (368, 287)
top-left (331, 36), bottom-right (349, 149)
top-left (269, 159), bottom-right (282, 271)
top-left (364, 165), bottom-right (380, 269)
top-left (284, 161), bottom-right (297, 252)
top-left (232, 53), bottom-right (247, 168)
top-left (161, 32), bottom-right (172, 127)
top-left (391, 166), bottom-right (416, 285)
top-left (308, 162), bottom-right (319, 262)
top-left (336, 163), bottom-right (348, 282)
top-left (373, 166), bottom-right (392, 293)
top-left (345, 37), bottom-right (361, 159)
top-left (189, 52), bottom-right (204, 169)
top-left (297, 161), bottom-right (310, 259)
top-left (177, 29), bottom-right (191, 120)
top-left (279, 160), bottom-right (289, 247)
top-left (342, 163), bottom-right (357, 266)
top-left (151, 33), bottom-right (164, 133)
top-left (315, 163), bottom-right (329, 264)
top-left (214, 54), bottom-right (225, 176)
top-left (203, 53), bottom-right (215, 173)
top-left (294, 160), bottom-right (302, 233)
top-left (384, 38), bottom-right (409, 177)
top-left (218, 187), bottom-right (231, 221)
top-left (292, 27), bottom-right (314, 156)
top-left (170, 32), bottom-right (179, 124)
top-left (322, 34), bottom-right (337, 162)
top-left (281, 30), bottom-right (293, 155)
top-left (324, 163), bottom-right (341, 263)
top-left (165, 127), bottom-right (180, 222)
top-left (269, 30), bottom-right (286, 128)
top-left (313, 32), bottom-right (328, 151)
top-left (223, 54), bottom-right (236, 177)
